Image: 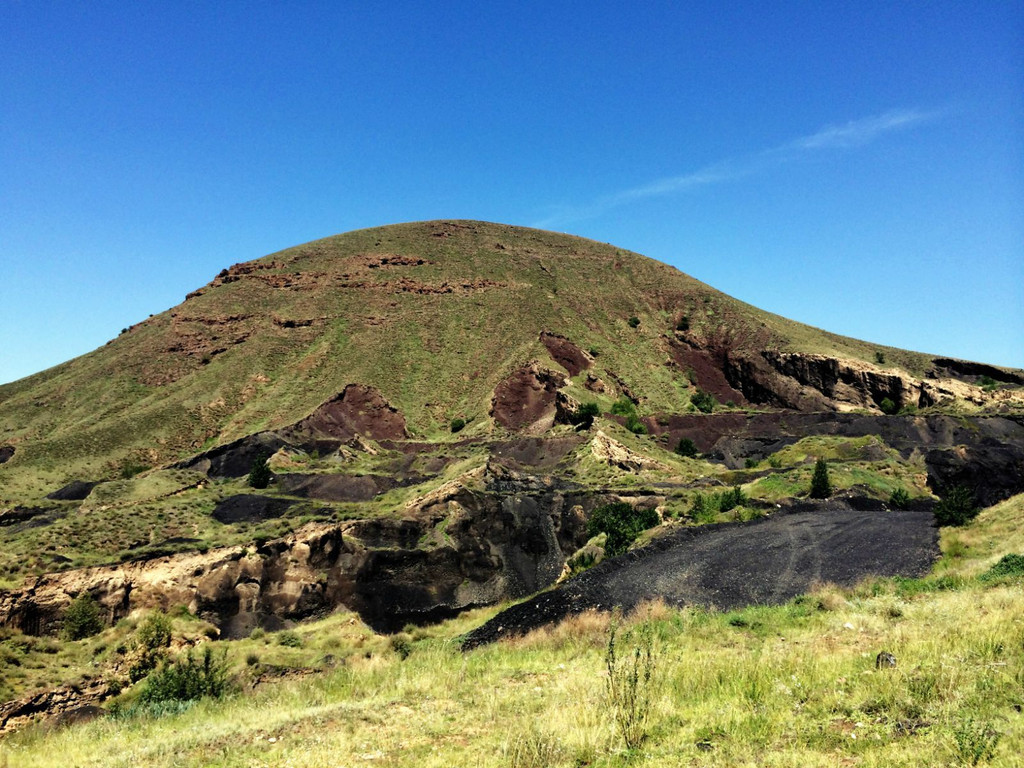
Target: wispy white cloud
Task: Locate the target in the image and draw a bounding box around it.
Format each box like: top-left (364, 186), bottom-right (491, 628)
top-left (534, 109), bottom-right (937, 229)
top-left (791, 109), bottom-right (934, 150)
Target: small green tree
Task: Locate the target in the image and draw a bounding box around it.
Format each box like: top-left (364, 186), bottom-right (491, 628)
top-left (675, 437), bottom-right (698, 458)
top-left (889, 487), bottom-right (911, 510)
top-left (689, 492), bottom-right (716, 523)
top-left (879, 397), bottom-right (898, 415)
top-left (587, 503), bottom-right (659, 556)
top-left (627, 316), bottom-right (641, 328)
top-left (62, 593), bottom-right (104, 641)
top-left (450, 417), bottom-right (466, 433)
top-left (934, 485), bottom-right (980, 527)
top-left (675, 315), bottom-right (690, 332)
top-left (691, 389), bottom-right (716, 414)
top-left (247, 452), bottom-right (271, 489)
top-left (810, 457), bottom-right (832, 499)
top-left (140, 645), bottom-right (229, 704)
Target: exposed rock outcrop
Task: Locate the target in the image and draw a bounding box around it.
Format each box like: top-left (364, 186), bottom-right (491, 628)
top-left (491, 363), bottom-right (567, 433)
top-left (0, 468), bottom-right (608, 638)
top-left (295, 383), bottom-right (408, 441)
top-left (589, 431), bottom-right (666, 472)
top-left (540, 332), bottom-right (592, 377)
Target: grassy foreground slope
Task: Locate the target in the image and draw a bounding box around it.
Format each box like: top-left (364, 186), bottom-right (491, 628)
top-left (0, 220), bottom-right (945, 489)
top-left (4, 496), bottom-right (1022, 767)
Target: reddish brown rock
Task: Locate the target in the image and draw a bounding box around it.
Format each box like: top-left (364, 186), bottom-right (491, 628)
top-left (296, 384), bottom-right (408, 441)
top-left (540, 332), bottom-right (592, 377)
top-left (491, 363), bottom-right (567, 432)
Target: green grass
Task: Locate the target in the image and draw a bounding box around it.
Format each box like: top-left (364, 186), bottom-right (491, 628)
top-left (3, 492), bottom-right (1023, 765)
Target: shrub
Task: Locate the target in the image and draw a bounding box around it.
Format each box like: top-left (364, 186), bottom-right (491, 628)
top-left (389, 633), bottom-right (413, 660)
top-left (140, 645), bottom-right (229, 704)
top-left (690, 493), bottom-right (717, 524)
top-left (691, 389), bottom-right (716, 414)
top-left (625, 414), bottom-right (647, 435)
top-left (675, 315), bottom-right (690, 332)
top-left (768, 454), bottom-right (783, 469)
top-left (934, 485), bottom-right (980, 527)
top-left (875, 351), bottom-right (886, 365)
top-left (744, 457), bottom-right (758, 468)
top-left (450, 417), bottom-right (466, 434)
top-left (587, 503), bottom-right (659, 556)
top-left (717, 485), bottom-right (746, 513)
top-left (978, 375), bottom-right (998, 392)
top-left (981, 553), bottom-right (1024, 582)
top-left (889, 487), bottom-right (911, 510)
top-left (627, 316), bottom-right (641, 328)
top-left (675, 438), bottom-right (698, 458)
top-left (277, 630), bottom-right (303, 648)
top-left (879, 397), bottom-right (899, 415)
top-left (247, 452), bottom-right (271, 489)
top-left (136, 612), bottom-right (172, 652)
top-left (128, 611), bottom-right (174, 681)
top-left (951, 718), bottom-right (1001, 766)
top-left (809, 457), bottom-right (832, 499)
top-left (610, 397), bottom-right (637, 417)
top-left (605, 619), bottom-right (660, 751)
top-left (568, 402), bottom-right (600, 429)
top-left (62, 594), bottom-right (103, 641)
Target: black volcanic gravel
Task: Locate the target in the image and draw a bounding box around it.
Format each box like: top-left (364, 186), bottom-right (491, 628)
top-left (462, 504), bottom-right (938, 649)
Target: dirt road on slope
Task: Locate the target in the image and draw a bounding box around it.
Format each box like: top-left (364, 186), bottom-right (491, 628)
top-left (462, 505), bottom-right (938, 648)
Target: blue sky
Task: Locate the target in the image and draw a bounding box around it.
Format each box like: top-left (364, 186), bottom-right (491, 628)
top-left (2, 1), bottom-right (1021, 384)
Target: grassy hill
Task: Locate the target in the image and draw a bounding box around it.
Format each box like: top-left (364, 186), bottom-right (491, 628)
top-left (1, 219), bottom-right (964, 492)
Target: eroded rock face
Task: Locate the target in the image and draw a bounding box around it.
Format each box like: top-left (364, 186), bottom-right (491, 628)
top-left (670, 332), bottom-right (1023, 413)
top-left (590, 431), bottom-right (666, 472)
top-left (646, 411), bottom-right (1024, 503)
top-left (540, 332), bottom-right (592, 377)
top-left (45, 480), bottom-right (98, 501)
top-left (180, 384), bottom-right (407, 478)
top-left (296, 384), bottom-right (408, 441)
top-left (491, 363), bottom-right (567, 433)
top-left (0, 468), bottom-right (602, 638)
top-left (0, 678), bottom-right (110, 736)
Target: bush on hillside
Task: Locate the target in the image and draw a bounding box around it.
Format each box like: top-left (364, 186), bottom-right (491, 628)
top-left (675, 437), bottom-right (698, 458)
top-left (140, 645), bottom-right (229, 705)
top-left (450, 417), bottom-right (466, 433)
top-left (691, 389), bottom-right (715, 414)
top-left (610, 397), bottom-right (637, 417)
top-left (568, 402), bottom-right (601, 429)
top-left (981, 553), bottom-right (1024, 581)
top-left (587, 503), bottom-right (659, 557)
top-left (62, 593), bottom-right (103, 641)
top-left (128, 611), bottom-right (174, 682)
top-left (247, 452), bottom-right (271, 489)
top-left (934, 485), bottom-right (980, 527)
top-left (625, 415), bottom-right (648, 435)
top-left (717, 485), bottom-right (746, 513)
top-left (889, 487), bottom-right (911, 510)
top-left (627, 316), bottom-right (641, 328)
top-left (809, 457), bottom-right (831, 499)
top-left (879, 397), bottom-right (898, 415)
